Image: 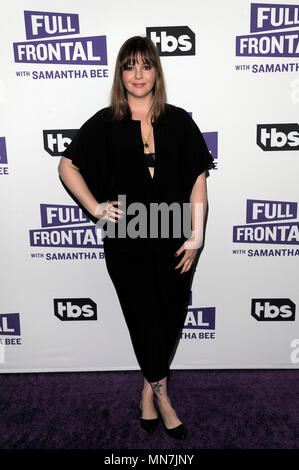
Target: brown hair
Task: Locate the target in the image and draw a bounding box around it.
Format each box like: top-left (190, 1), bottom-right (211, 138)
top-left (110, 36), bottom-right (167, 122)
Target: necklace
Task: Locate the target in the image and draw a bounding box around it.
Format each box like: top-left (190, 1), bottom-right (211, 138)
top-left (142, 125), bottom-right (152, 149)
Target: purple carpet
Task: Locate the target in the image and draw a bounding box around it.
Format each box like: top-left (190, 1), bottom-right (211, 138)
top-left (0, 369), bottom-right (298, 449)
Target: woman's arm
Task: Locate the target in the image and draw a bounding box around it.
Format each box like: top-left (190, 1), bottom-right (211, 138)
top-left (58, 157), bottom-right (99, 217)
top-left (189, 172), bottom-right (207, 247)
top-left (174, 172), bottom-right (208, 273)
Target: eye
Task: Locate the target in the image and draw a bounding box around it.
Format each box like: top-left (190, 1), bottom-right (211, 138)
top-left (125, 65), bottom-right (134, 71)
top-left (143, 65), bottom-right (152, 70)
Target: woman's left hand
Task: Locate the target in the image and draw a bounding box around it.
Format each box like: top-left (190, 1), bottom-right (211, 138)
top-left (174, 238), bottom-right (198, 274)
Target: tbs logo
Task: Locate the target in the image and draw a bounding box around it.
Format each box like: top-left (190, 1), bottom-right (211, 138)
top-left (251, 299), bottom-right (296, 321)
top-left (43, 129), bottom-right (77, 156)
top-left (146, 26), bottom-right (195, 56)
top-left (54, 298), bottom-right (97, 321)
top-left (257, 123), bottom-right (299, 151)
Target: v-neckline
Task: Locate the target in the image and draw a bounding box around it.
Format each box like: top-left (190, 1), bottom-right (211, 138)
top-left (144, 152), bottom-right (155, 180)
top-left (144, 154), bottom-right (155, 181)
top-left (133, 120), bottom-right (157, 183)
top-left (147, 167), bottom-right (155, 180)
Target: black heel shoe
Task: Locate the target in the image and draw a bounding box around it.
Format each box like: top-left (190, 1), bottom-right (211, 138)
top-left (162, 421), bottom-right (187, 439)
top-left (157, 403), bottom-right (187, 439)
top-left (139, 400), bottom-right (160, 433)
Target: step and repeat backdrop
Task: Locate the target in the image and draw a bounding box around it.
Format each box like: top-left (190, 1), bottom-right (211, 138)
top-left (1, 0), bottom-right (299, 372)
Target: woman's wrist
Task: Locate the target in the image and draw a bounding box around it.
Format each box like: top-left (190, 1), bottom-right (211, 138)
top-left (94, 202), bottom-right (103, 218)
top-left (93, 200), bottom-right (111, 219)
top-left (184, 229), bottom-right (203, 249)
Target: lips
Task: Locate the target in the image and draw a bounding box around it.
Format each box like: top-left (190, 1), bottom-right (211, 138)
top-left (133, 83), bottom-right (145, 88)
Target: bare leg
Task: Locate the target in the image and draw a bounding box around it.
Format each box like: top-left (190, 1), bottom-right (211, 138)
top-left (150, 376), bottom-right (182, 429)
top-left (140, 377), bottom-right (158, 419)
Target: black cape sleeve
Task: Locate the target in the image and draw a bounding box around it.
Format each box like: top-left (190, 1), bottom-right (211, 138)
top-left (61, 108), bottom-right (111, 206)
top-left (178, 107), bottom-right (215, 197)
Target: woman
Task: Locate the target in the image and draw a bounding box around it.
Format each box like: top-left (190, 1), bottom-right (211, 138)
top-left (58, 36), bottom-right (214, 439)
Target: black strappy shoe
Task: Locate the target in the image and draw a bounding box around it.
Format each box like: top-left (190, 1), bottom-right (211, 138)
top-left (139, 400), bottom-right (160, 433)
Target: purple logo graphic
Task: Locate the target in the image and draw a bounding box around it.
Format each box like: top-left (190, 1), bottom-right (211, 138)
top-left (233, 199), bottom-right (299, 245)
top-left (40, 204), bottom-right (90, 227)
top-left (24, 11), bottom-right (79, 39)
top-left (13, 11), bottom-right (107, 65)
top-left (246, 199), bottom-right (297, 223)
top-left (14, 36), bottom-right (107, 65)
top-left (180, 292), bottom-right (215, 339)
top-left (250, 3), bottom-right (299, 33)
top-left (29, 204), bottom-right (103, 248)
top-left (184, 307), bottom-right (216, 330)
top-left (0, 137), bottom-right (8, 164)
top-left (236, 3), bottom-right (299, 57)
top-left (203, 131), bottom-right (218, 168)
top-left (0, 314), bottom-right (21, 336)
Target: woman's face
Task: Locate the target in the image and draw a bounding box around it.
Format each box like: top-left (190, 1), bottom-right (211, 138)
top-left (122, 53), bottom-right (156, 101)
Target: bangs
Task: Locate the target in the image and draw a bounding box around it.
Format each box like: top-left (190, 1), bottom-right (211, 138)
top-left (120, 44), bottom-right (156, 70)
top-left (111, 36), bottom-right (166, 121)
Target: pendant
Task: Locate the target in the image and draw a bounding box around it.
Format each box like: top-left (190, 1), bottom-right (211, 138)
top-left (144, 143), bottom-right (149, 148)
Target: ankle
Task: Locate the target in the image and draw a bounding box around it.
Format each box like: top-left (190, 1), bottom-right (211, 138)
top-left (142, 387), bottom-right (154, 400)
top-left (156, 394), bottom-right (172, 406)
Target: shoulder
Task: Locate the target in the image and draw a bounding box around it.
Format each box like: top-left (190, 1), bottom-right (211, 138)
top-left (90, 106), bottom-right (113, 121)
top-left (164, 103), bottom-right (192, 122)
top-left (163, 103), bottom-right (194, 130)
top-left (79, 106), bottom-right (113, 132)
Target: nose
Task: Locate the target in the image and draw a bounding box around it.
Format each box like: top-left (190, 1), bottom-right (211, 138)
top-left (134, 65), bottom-right (143, 79)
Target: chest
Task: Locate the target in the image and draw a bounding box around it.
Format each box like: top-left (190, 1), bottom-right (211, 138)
top-left (108, 122), bottom-right (181, 176)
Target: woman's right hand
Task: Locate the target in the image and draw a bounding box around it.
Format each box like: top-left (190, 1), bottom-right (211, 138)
top-left (94, 200), bottom-right (124, 223)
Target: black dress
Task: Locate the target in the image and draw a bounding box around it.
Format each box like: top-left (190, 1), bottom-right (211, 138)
top-left (62, 104), bottom-right (214, 382)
